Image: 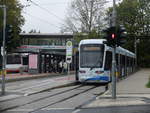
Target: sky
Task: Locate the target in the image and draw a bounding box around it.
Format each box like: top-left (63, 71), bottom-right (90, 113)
top-left (19, 0), bottom-right (119, 33)
top-left (20, 0), bottom-right (72, 33)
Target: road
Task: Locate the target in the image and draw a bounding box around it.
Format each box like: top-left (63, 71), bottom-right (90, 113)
top-left (1, 84), bottom-right (150, 113)
top-left (0, 75), bottom-right (106, 113)
top-left (76, 105), bottom-right (150, 113)
top-left (3, 75), bottom-right (75, 95)
top-left (1, 70), bottom-right (150, 113)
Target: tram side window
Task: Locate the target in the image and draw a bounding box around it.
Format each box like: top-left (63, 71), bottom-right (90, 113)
top-left (22, 56), bottom-right (29, 65)
top-left (104, 51), bottom-right (112, 70)
top-left (116, 54), bottom-right (119, 65)
top-left (7, 55), bottom-right (21, 64)
top-left (121, 55), bottom-right (125, 66)
top-left (128, 57), bottom-right (131, 67)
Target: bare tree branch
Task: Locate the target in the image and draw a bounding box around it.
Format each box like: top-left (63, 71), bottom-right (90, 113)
top-left (61, 0), bottom-right (107, 33)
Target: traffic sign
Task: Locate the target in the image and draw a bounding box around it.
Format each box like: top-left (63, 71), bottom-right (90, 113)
top-left (66, 41), bottom-right (72, 63)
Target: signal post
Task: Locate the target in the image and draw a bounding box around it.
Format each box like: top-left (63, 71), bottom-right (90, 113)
top-left (103, 26), bottom-right (127, 99)
top-left (66, 41), bottom-right (73, 75)
top-left (0, 5), bottom-right (6, 95)
top-left (103, 0), bottom-right (127, 99)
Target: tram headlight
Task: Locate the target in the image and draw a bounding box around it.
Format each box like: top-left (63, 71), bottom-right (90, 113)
top-left (95, 71), bottom-right (104, 74)
top-left (79, 70), bottom-right (86, 73)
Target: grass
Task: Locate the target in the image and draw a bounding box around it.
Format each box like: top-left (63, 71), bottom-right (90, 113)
top-left (146, 77), bottom-right (150, 88)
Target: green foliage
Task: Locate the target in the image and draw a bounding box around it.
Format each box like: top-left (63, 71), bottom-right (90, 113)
top-left (74, 33), bottom-right (87, 44)
top-left (117, 0), bottom-right (139, 34)
top-left (138, 39), bottom-right (150, 67)
top-left (88, 30), bottom-right (101, 39)
top-left (107, 0), bottom-right (150, 67)
top-left (0, 0), bottom-right (25, 52)
top-left (146, 77), bottom-right (150, 88)
top-left (73, 30), bottom-right (102, 44)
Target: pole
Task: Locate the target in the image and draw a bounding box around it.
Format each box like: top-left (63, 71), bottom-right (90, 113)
top-left (111, 0), bottom-right (117, 99)
top-left (68, 63), bottom-right (70, 75)
top-left (112, 0), bottom-right (117, 27)
top-left (1, 5), bottom-right (6, 95)
top-left (134, 37), bottom-right (137, 67)
top-left (112, 47), bottom-right (116, 99)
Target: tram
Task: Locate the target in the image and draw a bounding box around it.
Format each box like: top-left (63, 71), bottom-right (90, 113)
top-left (75, 39), bottom-right (135, 83)
top-left (6, 54), bottom-right (22, 73)
top-left (6, 53), bottom-right (28, 73)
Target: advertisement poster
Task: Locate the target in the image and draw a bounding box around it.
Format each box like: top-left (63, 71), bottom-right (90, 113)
top-left (29, 54), bottom-right (38, 69)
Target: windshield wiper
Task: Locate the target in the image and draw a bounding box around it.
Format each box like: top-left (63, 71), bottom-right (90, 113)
top-left (90, 59), bottom-right (101, 70)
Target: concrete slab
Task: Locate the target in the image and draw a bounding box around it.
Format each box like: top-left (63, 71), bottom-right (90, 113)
top-left (84, 94), bottom-right (150, 108)
top-left (0, 94), bottom-right (22, 102)
top-left (84, 69), bottom-right (150, 108)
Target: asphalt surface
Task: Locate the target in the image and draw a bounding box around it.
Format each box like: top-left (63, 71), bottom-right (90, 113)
top-left (0, 74), bottom-right (75, 96)
top-left (0, 69), bottom-right (150, 113)
top-left (2, 105), bottom-right (150, 113)
top-left (0, 83), bottom-right (106, 113)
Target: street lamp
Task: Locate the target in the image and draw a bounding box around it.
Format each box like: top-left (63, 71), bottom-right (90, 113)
top-left (134, 37), bottom-right (140, 67)
top-left (0, 5), bottom-right (6, 95)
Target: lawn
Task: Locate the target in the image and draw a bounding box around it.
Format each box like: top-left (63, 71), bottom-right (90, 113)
top-left (146, 78), bottom-right (150, 88)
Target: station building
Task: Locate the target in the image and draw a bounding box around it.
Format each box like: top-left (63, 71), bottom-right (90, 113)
top-left (17, 33), bottom-right (76, 74)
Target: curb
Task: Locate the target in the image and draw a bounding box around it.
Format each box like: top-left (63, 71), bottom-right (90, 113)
top-left (0, 81), bottom-right (76, 104)
top-left (92, 69), bottom-right (141, 100)
top-left (0, 72), bottom-right (75, 83)
top-left (25, 81), bottom-right (76, 96)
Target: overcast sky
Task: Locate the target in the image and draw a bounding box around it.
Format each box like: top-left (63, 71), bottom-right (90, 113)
top-left (20, 0), bottom-right (72, 33)
top-left (20, 0), bottom-right (118, 33)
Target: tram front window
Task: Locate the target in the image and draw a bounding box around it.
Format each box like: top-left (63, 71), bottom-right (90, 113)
top-left (80, 44), bottom-right (104, 68)
top-left (7, 55), bottom-right (21, 64)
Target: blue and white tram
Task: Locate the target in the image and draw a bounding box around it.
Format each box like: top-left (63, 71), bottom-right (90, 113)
top-left (75, 39), bottom-right (135, 83)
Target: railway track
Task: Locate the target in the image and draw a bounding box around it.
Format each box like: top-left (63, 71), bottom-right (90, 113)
top-left (0, 83), bottom-right (107, 113)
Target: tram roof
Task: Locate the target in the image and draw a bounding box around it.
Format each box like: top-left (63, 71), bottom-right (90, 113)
top-left (79, 39), bottom-right (135, 58)
top-left (79, 39), bottom-right (106, 45)
top-left (116, 47), bottom-right (135, 58)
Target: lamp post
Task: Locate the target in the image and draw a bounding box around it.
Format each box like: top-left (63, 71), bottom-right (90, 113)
top-left (134, 37), bottom-right (140, 68)
top-left (111, 0), bottom-right (117, 99)
top-left (0, 5), bottom-right (6, 95)
top-left (134, 37), bottom-right (137, 67)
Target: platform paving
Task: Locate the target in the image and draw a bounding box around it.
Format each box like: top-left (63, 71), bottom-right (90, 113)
top-left (0, 71), bottom-right (75, 83)
top-left (84, 68), bottom-right (150, 108)
top-left (0, 72), bottom-right (75, 101)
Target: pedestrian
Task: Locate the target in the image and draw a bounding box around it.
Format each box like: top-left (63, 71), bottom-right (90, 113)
top-left (53, 60), bottom-right (57, 73)
top-left (63, 61), bottom-right (68, 75)
top-left (59, 60), bottom-right (63, 73)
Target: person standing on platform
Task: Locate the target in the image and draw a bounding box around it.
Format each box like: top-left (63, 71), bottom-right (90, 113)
top-left (63, 61), bottom-right (67, 75)
top-left (53, 60), bottom-right (57, 73)
top-left (59, 60), bottom-right (63, 73)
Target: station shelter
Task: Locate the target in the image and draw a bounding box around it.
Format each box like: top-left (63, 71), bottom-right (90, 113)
top-left (17, 33), bottom-right (76, 74)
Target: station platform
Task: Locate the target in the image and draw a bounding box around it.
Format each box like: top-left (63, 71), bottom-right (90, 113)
top-left (0, 71), bottom-right (75, 83)
top-left (84, 68), bottom-right (150, 108)
top-left (0, 72), bottom-right (75, 101)
top-left (1, 69), bottom-right (150, 110)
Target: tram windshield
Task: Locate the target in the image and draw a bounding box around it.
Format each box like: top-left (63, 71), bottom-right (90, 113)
top-left (80, 44), bottom-right (104, 68)
top-left (7, 54), bottom-right (21, 64)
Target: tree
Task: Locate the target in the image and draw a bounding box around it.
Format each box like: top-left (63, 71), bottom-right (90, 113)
top-left (107, 0), bottom-right (150, 67)
top-left (137, 0), bottom-right (150, 36)
top-left (62, 0), bottom-right (107, 34)
top-left (29, 29), bottom-right (38, 33)
top-left (0, 0), bottom-right (25, 52)
top-left (116, 0), bottom-right (150, 36)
